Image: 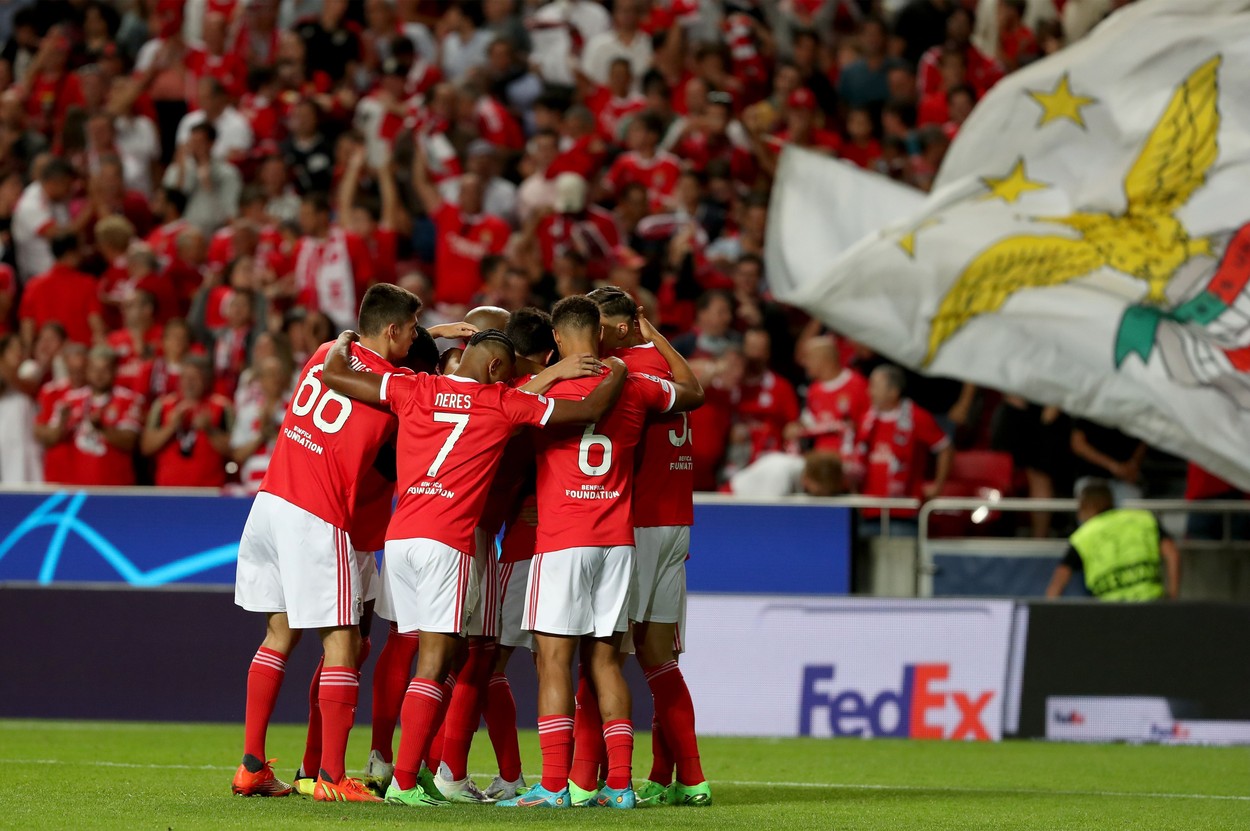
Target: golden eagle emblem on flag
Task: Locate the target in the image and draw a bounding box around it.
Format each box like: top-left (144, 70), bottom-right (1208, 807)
top-left (924, 56), bottom-right (1222, 366)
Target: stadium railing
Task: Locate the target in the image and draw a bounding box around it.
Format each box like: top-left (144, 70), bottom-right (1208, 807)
top-left (917, 497), bottom-right (1250, 599)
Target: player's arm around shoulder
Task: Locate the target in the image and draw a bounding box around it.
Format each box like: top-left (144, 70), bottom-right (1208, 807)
top-left (321, 330), bottom-right (385, 404)
top-left (545, 357), bottom-right (629, 425)
top-left (520, 352), bottom-right (605, 395)
top-left (638, 311), bottom-right (704, 412)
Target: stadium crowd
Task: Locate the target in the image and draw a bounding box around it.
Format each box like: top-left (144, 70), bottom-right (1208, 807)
top-left (0, 0), bottom-right (1237, 534)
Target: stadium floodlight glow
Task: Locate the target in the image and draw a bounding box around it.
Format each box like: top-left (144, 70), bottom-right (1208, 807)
top-left (971, 506), bottom-right (990, 524)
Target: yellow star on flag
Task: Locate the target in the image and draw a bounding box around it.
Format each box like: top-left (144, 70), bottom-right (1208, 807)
top-left (1027, 73), bottom-right (1098, 128)
top-left (980, 158), bottom-right (1048, 204)
top-left (898, 218), bottom-right (941, 258)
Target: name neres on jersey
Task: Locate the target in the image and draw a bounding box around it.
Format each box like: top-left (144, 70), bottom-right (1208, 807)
top-left (434, 392), bottom-right (473, 410)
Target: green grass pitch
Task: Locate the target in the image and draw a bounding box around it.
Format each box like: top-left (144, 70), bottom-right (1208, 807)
top-left (0, 720), bottom-right (1246, 830)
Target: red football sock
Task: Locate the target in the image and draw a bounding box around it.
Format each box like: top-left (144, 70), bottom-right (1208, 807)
top-left (394, 679), bottom-right (445, 791)
top-left (424, 676), bottom-right (455, 772)
top-left (570, 676), bottom-right (604, 791)
top-left (648, 714), bottom-right (675, 785)
top-left (484, 673), bottom-right (522, 781)
top-left (370, 627), bottom-right (419, 762)
top-left (243, 646), bottom-right (287, 761)
top-left (538, 714), bottom-right (575, 793)
top-left (644, 661), bottom-right (704, 785)
top-left (440, 643), bottom-right (493, 780)
top-left (318, 666), bottom-right (359, 783)
top-left (602, 719), bottom-right (634, 790)
top-left (301, 657), bottom-right (324, 777)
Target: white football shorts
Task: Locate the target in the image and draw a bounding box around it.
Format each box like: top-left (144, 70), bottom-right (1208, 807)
top-left (357, 549), bottom-right (380, 604)
top-left (523, 546), bottom-right (634, 639)
top-left (235, 491), bottom-right (361, 629)
top-left (465, 527), bottom-right (500, 638)
top-left (630, 525), bottom-right (689, 625)
top-left (382, 537), bottom-right (474, 635)
top-left (497, 558), bottom-right (533, 650)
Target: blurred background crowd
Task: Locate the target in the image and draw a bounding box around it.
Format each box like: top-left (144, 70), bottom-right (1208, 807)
top-left (0, 0), bottom-right (1237, 538)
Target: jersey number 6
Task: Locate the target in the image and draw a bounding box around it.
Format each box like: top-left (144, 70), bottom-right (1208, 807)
top-left (579, 423), bottom-right (613, 476)
top-left (292, 368), bottom-right (353, 433)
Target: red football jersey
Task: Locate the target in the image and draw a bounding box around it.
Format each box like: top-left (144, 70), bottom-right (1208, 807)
top-left (803, 368), bottom-right (870, 453)
top-left (853, 400), bottom-right (949, 517)
top-left (609, 343), bottom-right (694, 527)
top-left (534, 371), bottom-right (676, 552)
top-left (350, 464), bottom-right (396, 553)
top-left (382, 373), bottom-right (555, 553)
top-left (35, 379), bottom-right (76, 484)
top-left (55, 386), bottom-right (145, 486)
top-left (259, 341), bottom-right (403, 531)
top-left (433, 203), bottom-right (510, 307)
top-left (150, 393), bottom-right (232, 487)
top-left (737, 370), bottom-right (800, 460)
top-left (603, 151), bottom-right (682, 211)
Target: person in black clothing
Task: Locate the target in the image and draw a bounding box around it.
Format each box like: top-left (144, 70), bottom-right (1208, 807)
top-left (893, 0), bottom-right (954, 67)
top-left (1071, 419), bottom-right (1146, 502)
top-left (281, 99), bottom-right (334, 196)
top-left (294, 0), bottom-right (360, 83)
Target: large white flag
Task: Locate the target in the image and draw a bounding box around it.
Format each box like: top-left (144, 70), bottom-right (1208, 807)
top-left (767, 0), bottom-right (1250, 489)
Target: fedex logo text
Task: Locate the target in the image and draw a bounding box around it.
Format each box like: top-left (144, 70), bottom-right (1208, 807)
top-left (799, 664), bottom-right (995, 740)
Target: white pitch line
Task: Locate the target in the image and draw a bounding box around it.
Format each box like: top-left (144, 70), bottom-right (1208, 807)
top-left (0, 759), bottom-right (1245, 802)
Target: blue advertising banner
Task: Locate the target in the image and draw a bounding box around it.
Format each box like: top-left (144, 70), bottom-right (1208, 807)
top-left (0, 491), bottom-right (851, 593)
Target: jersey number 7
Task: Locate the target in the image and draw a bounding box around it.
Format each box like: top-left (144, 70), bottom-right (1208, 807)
top-left (428, 412), bottom-right (470, 476)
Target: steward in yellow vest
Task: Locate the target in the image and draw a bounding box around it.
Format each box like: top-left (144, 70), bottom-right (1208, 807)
top-left (1046, 480), bottom-right (1180, 600)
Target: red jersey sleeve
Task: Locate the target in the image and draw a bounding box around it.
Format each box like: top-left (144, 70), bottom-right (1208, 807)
top-left (633, 373), bottom-right (677, 414)
top-left (380, 372), bottom-right (426, 414)
top-left (914, 406), bottom-right (950, 452)
top-left (500, 385), bottom-right (555, 427)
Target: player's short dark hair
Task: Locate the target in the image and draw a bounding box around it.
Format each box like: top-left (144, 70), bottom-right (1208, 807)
top-left (160, 186), bottom-right (188, 215)
top-left (357, 284), bottom-right (422, 338)
top-left (505, 307), bottom-right (556, 359)
top-left (587, 286), bottom-right (636, 321)
top-left (873, 363), bottom-right (907, 394)
top-left (551, 295), bottom-right (601, 334)
top-left (479, 253), bottom-right (506, 280)
top-left (51, 232), bottom-right (78, 260)
top-left (402, 326), bottom-right (440, 374)
top-left (467, 329), bottom-right (516, 363)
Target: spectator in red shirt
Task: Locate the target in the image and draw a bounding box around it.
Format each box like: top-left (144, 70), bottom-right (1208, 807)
top-left (603, 110), bottom-right (682, 212)
top-left (147, 317), bottom-right (197, 400)
top-left (19, 233), bottom-right (107, 348)
top-left (840, 108), bottom-right (884, 170)
top-left (850, 364), bottom-right (953, 530)
top-left (917, 8), bottom-right (1004, 99)
top-left (411, 142), bottom-right (510, 312)
top-left (587, 57), bottom-right (648, 143)
top-left (33, 341), bottom-right (88, 485)
top-left (141, 355), bottom-right (233, 487)
top-left (996, 0), bottom-right (1039, 72)
top-left (798, 335), bottom-right (870, 454)
top-left (752, 87), bottom-right (842, 176)
top-left (187, 13), bottom-right (249, 105)
top-left (918, 47), bottom-right (969, 127)
top-left (146, 186), bottom-right (192, 266)
top-left (163, 226), bottom-right (210, 316)
top-left (108, 289), bottom-right (164, 397)
top-left (291, 191), bottom-right (374, 330)
top-left (40, 345), bottom-right (144, 487)
top-left (18, 33), bottom-right (86, 138)
top-left (529, 173), bottom-right (620, 279)
top-left (736, 327), bottom-right (801, 461)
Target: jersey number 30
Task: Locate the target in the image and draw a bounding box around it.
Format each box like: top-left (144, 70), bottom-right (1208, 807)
top-left (293, 369), bottom-right (353, 433)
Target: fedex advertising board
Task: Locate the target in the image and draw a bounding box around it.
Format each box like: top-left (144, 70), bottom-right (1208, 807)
top-left (680, 596), bottom-right (1017, 740)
